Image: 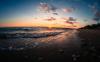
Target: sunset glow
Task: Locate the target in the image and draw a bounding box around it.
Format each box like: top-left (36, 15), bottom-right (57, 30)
top-left (0, 17), bottom-right (81, 28)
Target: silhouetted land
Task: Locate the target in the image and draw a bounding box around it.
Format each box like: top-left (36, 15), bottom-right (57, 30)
top-left (80, 23), bottom-right (100, 29)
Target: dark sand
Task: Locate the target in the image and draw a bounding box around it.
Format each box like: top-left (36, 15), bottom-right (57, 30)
top-left (0, 29), bottom-right (100, 62)
top-left (78, 29), bottom-right (100, 62)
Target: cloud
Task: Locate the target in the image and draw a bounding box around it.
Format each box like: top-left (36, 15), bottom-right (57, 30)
top-left (62, 17), bottom-right (77, 22)
top-left (66, 21), bottom-right (74, 24)
top-left (88, 3), bottom-right (97, 13)
top-left (94, 10), bottom-right (100, 17)
top-left (39, 2), bottom-right (57, 13)
top-left (68, 17), bottom-right (76, 21)
top-left (44, 17), bottom-right (56, 21)
top-left (62, 17), bottom-right (77, 27)
top-left (52, 13), bottom-right (58, 15)
top-left (50, 4), bottom-right (57, 12)
top-left (65, 21), bottom-right (77, 27)
top-left (89, 3), bottom-right (100, 22)
top-left (39, 2), bottom-right (50, 13)
top-left (83, 19), bottom-right (88, 22)
top-left (62, 7), bottom-right (75, 13)
top-left (62, 8), bottom-right (72, 13)
top-left (94, 11), bottom-right (100, 22)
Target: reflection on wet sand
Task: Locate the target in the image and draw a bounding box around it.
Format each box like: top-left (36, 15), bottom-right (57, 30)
top-left (0, 30), bottom-right (81, 50)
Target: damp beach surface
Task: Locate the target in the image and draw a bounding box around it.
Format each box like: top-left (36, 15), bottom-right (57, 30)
top-left (0, 27), bottom-right (100, 62)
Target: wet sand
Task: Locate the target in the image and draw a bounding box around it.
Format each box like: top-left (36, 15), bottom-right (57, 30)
top-left (0, 29), bottom-right (100, 62)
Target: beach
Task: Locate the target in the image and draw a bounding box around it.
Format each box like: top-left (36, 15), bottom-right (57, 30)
top-left (0, 28), bottom-right (100, 62)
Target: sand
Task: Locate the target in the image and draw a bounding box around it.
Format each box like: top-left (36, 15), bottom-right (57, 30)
top-left (0, 29), bottom-right (100, 62)
top-left (77, 29), bottom-right (100, 62)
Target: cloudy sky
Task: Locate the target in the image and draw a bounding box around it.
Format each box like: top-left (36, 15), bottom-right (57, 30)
top-left (0, 0), bottom-right (100, 28)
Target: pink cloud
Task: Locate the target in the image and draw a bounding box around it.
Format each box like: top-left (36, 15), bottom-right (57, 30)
top-left (44, 17), bottom-right (56, 21)
top-left (62, 8), bottom-right (74, 13)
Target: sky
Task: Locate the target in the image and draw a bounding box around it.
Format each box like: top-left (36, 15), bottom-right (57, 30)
top-left (0, 0), bottom-right (100, 28)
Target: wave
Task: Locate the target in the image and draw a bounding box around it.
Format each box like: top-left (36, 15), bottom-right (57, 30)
top-left (0, 31), bottom-right (63, 39)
